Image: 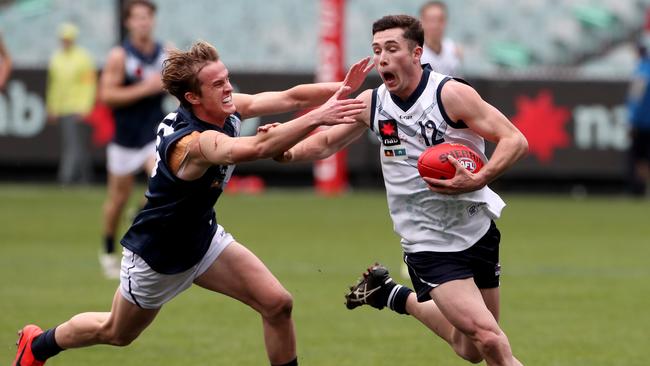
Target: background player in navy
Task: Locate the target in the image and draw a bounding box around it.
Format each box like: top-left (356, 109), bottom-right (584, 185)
top-left (12, 41), bottom-right (372, 366)
top-left (99, 0), bottom-right (167, 278)
top-left (276, 15), bottom-right (527, 366)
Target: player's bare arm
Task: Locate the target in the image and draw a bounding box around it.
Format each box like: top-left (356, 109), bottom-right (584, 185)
top-left (171, 87), bottom-right (366, 180)
top-left (234, 57), bottom-right (374, 119)
top-left (100, 47), bottom-right (163, 108)
top-left (424, 80), bottom-right (528, 194)
top-left (276, 89), bottom-right (373, 163)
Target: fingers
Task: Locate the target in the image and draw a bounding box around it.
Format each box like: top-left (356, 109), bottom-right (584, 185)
top-left (257, 122), bottom-right (281, 133)
top-left (363, 60), bottom-right (376, 74)
top-left (333, 85), bottom-right (352, 99)
top-left (446, 155), bottom-right (462, 170)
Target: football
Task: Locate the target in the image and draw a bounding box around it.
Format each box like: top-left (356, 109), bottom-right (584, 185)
top-left (417, 143), bottom-right (484, 180)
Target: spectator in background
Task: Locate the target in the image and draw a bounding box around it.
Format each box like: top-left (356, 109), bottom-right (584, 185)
top-left (419, 1), bottom-right (462, 76)
top-left (99, 0), bottom-right (167, 279)
top-left (627, 38), bottom-right (650, 197)
top-left (0, 31), bottom-right (12, 90)
top-left (46, 23), bottom-right (97, 185)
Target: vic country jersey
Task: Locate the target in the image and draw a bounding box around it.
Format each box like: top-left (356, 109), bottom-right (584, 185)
top-left (112, 40), bottom-right (167, 148)
top-left (370, 65), bottom-right (505, 253)
top-left (121, 107), bottom-right (240, 274)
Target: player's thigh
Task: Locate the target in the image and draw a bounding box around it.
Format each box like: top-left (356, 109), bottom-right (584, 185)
top-left (104, 289), bottom-right (159, 342)
top-left (194, 241), bottom-right (290, 312)
top-left (431, 278), bottom-right (500, 336)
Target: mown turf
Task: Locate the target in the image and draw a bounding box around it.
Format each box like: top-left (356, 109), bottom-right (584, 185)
top-left (1, 184), bottom-right (649, 365)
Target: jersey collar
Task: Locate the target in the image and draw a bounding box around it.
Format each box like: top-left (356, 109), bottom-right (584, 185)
top-left (389, 64), bottom-right (432, 112)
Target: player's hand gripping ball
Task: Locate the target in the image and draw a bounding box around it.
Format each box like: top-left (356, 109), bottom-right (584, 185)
top-left (417, 143), bottom-right (484, 180)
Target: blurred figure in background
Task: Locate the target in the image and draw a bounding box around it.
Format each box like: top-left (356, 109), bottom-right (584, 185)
top-left (46, 23), bottom-right (97, 186)
top-left (419, 1), bottom-right (462, 76)
top-left (0, 31), bottom-right (12, 90)
top-left (99, 0), bottom-right (167, 278)
top-left (626, 37), bottom-right (650, 197)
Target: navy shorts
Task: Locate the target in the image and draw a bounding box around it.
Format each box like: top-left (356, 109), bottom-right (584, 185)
top-left (403, 221), bottom-right (501, 303)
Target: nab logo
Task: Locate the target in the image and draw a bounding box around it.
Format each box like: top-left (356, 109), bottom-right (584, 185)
top-left (457, 158), bottom-right (477, 172)
top-left (0, 81), bottom-right (46, 137)
top-left (378, 119), bottom-right (400, 146)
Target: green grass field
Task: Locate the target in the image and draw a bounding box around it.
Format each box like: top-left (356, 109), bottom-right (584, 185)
top-left (1, 184), bottom-right (649, 365)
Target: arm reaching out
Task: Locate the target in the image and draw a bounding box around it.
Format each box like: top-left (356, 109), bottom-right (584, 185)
top-left (234, 57), bottom-right (374, 118)
top-left (169, 86), bottom-right (366, 180)
top-left (275, 89), bottom-right (374, 163)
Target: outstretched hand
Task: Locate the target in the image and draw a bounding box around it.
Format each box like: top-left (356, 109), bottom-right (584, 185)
top-left (338, 57), bottom-right (375, 99)
top-left (310, 85), bottom-right (366, 125)
top-left (423, 155), bottom-right (487, 195)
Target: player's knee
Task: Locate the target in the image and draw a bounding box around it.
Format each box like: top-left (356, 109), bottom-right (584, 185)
top-left (474, 328), bottom-right (508, 356)
top-left (261, 290), bottom-right (293, 320)
top-left (107, 332), bottom-right (138, 347)
top-left (457, 350), bottom-right (483, 364)
top-left (100, 327), bottom-right (139, 347)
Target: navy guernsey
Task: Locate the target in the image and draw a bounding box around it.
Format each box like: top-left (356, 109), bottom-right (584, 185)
top-left (112, 39), bottom-right (167, 148)
top-left (121, 106), bottom-right (240, 274)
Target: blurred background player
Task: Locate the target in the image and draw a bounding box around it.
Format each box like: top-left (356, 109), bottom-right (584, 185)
top-left (626, 35), bottom-right (650, 197)
top-left (46, 22), bottom-right (97, 186)
top-left (419, 1), bottom-right (462, 76)
top-left (0, 31), bottom-right (12, 90)
top-left (99, 0), bottom-right (167, 278)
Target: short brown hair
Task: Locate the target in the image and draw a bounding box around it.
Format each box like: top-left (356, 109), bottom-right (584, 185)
top-left (122, 0), bottom-right (157, 21)
top-left (419, 1), bottom-right (448, 17)
top-left (162, 41), bottom-right (220, 109)
top-left (372, 15), bottom-right (424, 48)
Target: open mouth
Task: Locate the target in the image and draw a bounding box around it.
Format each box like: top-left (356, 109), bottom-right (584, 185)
top-left (222, 95), bottom-right (232, 104)
top-left (382, 71), bottom-right (396, 85)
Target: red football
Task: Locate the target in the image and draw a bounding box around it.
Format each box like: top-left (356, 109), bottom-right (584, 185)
top-left (417, 143), bottom-right (484, 180)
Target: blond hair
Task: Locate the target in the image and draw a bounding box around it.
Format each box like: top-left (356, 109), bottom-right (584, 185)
top-left (162, 41), bottom-right (220, 109)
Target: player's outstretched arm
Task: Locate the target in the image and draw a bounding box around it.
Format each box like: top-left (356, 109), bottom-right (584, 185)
top-left (424, 81), bottom-right (528, 194)
top-left (100, 47), bottom-right (163, 108)
top-left (275, 89), bottom-right (373, 163)
top-left (234, 57), bottom-right (374, 119)
top-left (170, 87), bottom-right (366, 180)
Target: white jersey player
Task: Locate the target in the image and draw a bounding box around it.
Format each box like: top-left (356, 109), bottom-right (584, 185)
top-left (278, 15), bottom-right (527, 366)
top-left (371, 65), bottom-right (504, 253)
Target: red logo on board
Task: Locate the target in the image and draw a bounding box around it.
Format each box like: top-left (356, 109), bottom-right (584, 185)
top-left (511, 90), bottom-right (570, 163)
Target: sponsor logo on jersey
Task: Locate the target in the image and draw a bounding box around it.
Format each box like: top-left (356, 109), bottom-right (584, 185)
top-left (400, 115), bottom-right (413, 120)
top-left (378, 119), bottom-right (401, 146)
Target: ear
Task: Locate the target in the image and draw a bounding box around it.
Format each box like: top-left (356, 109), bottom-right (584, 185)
top-left (184, 91), bottom-right (200, 105)
top-left (413, 46), bottom-right (423, 63)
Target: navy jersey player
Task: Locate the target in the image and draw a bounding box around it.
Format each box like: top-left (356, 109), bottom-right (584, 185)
top-left (276, 15), bottom-right (527, 366)
top-left (11, 42), bottom-right (372, 366)
top-left (98, 0), bottom-right (167, 278)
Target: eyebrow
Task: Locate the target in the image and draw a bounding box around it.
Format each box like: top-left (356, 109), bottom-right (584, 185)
top-left (372, 40), bottom-right (400, 47)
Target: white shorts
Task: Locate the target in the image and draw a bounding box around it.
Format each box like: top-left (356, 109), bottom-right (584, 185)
top-left (119, 224), bottom-right (235, 309)
top-left (106, 141), bottom-right (156, 176)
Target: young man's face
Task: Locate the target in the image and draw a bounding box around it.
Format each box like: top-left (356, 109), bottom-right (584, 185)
top-left (193, 60), bottom-right (236, 121)
top-left (420, 5), bottom-right (446, 42)
top-left (125, 4), bottom-right (155, 39)
top-left (372, 28), bottom-right (422, 96)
